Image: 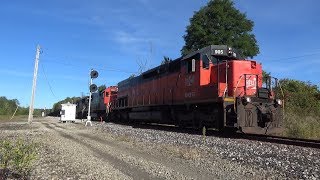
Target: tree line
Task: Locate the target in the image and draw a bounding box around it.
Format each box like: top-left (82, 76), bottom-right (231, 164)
top-left (0, 97), bottom-right (42, 117)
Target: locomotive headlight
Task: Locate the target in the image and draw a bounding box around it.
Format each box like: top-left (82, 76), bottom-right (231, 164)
top-left (243, 97), bottom-right (251, 105)
top-left (276, 99), bottom-right (282, 106)
top-left (245, 97), bottom-right (251, 103)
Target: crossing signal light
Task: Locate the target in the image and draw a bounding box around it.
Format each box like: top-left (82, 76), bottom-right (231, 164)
top-left (90, 70), bottom-right (98, 79)
top-left (90, 84), bottom-right (97, 92)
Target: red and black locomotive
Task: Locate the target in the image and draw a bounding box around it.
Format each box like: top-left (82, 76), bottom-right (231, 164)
top-left (75, 86), bottom-right (117, 120)
top-left (78, 45), bottom-right (283, 135)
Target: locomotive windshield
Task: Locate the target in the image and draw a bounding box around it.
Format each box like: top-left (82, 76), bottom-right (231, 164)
top-left (202, 54), bottom-right (210, 68)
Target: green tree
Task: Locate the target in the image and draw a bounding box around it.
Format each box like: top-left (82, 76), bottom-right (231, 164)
top-left (0, 96), bottom-right (44, 117)
top-left (278, 79), bottom-right (320, 139)
top-left (98, 85), bottom-right (106, 92)
top-left (262, 70), bottom-right (271, 83)
top-left (279, 79), bottom-right (320, 115)
top-left (181, 0), bottom-right (259, 58)
top-left (0, 97), bottom-right (19, 115)
top-left (52, 97), bottom-right (81, 112)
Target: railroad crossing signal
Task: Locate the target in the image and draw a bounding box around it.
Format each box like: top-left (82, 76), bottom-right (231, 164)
top-left (90, 70), bottom-right (99, 79)
top-left (90, 84), bottom-right (98, 92)
top-left (86, 69), bottom-right (98, 126)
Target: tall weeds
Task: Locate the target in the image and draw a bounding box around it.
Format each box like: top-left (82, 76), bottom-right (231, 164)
top-left (284, 112), bottom-right (320, 140)
top-left (0, 138), bottom-right (37, 179)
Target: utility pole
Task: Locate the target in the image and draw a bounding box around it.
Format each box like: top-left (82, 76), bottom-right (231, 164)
top-left (28, 45), bottom-right (41, 123)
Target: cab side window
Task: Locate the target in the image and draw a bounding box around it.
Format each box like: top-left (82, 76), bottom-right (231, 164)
top-left (202, 54), bottom-right (209, 69)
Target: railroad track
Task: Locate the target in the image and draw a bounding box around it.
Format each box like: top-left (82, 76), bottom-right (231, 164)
top-left (234, 133), bottom-right (320, 149)
top-left (109, 121), bottom-right (320, 149)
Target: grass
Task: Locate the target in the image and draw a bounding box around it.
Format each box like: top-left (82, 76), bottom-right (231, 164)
top-left (284, 113), bottom-right (320, 140)
top-left (0, 115), bottom-right (29, 123)
top-left (0, 138), bottom-right (38, 179)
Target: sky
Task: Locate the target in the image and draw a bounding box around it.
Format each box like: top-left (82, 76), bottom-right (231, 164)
top-left (0, 0), bottom-right (320, 109)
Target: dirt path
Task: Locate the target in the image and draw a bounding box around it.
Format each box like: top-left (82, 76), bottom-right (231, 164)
top-left (38, 120), bottom-right (218, 179)
top-left (41, 122), bottom-right (153, 179)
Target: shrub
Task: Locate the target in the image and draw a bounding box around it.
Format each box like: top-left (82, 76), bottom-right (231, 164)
top-left (277, 79), bottom-right (320, 140)
top-left (279, 79), bottom-right (320, 116)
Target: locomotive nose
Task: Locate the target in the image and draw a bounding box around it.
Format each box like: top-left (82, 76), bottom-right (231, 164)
top-left (236, 96), bottom-right (283, 135)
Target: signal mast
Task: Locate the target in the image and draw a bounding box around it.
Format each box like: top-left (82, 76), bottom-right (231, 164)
top-left (86, 69), bottom-right (98, 126)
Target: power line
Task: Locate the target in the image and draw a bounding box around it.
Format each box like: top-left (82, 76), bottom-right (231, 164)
top-left (40, 63), bottom-right (58, 100)
top-left (261, 52), bottom-right (320, 62)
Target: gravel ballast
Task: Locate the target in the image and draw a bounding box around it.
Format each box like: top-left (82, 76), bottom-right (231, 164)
top-left (0, 117), bottom-right (319, 179)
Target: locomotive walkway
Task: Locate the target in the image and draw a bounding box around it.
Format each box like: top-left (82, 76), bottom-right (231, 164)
top-left (0, 117), bottom-right (319, 179)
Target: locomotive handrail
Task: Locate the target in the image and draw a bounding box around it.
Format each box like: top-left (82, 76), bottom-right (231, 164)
top-left (233, 74), bottom-right (244, 110)
top-left (265, 76), bottom-right (285, 113)
top-left (233, 73), bottom-right (259, 111)
top-left (223, 60), bottom-right (229, 98)
top-left (277, 79), bottom-right (285, 114)
top-left (233, 74), bottom-right (245, 97)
